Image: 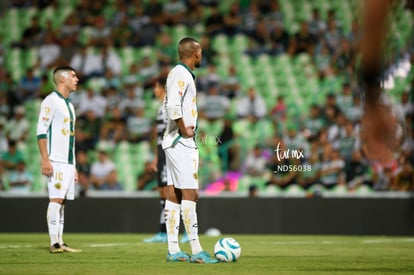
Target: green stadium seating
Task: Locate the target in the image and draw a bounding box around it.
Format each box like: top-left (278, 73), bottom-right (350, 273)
top-left (171, 24), bottom-right (188, 44)
top-left (2, 0), bottom-right (412, 195)
top-left (231, 34), bottom-right (249, 53)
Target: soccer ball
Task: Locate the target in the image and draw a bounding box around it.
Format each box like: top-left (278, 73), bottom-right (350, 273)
top-left (214, 237), bottom-right (241, 262)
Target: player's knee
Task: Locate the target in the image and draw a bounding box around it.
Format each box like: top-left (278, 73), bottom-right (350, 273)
top-left (182, 190), bottom-right (199, 202)
top-left (50, 198), bottom-right (64, 204)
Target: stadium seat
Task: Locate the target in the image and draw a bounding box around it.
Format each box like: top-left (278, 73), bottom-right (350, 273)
top-left (32, 172), bottom-right (47, 192)
top-left (87, 150), bottom-right (98, 164)
top-left (8, 48), bottom-right (23, 80)
top-left (24, 47), bottom-right (38, 69)
top-left (78, 27), bottom-right (92, 46)
top-left (283, 184), bottom-right (306, 197)
top-left (19, 7), bottom-right (36, 31)
top-left (251, 118), bottom-right (275, 146)
top-left (24, 99), bottom-right (41, 116)
top-left (191, 23), bottom-right (205, 37)
top-left (215, 56), bottom-right (231, 78)
top-left (115, 141), bottom-right (131, 159)
top-left (231, 34), bottom-right (249, 53)
top-left (237, 175), bottom-right (251, 192)
top-left (2, 0), bottom-right (412, 197)
top-left (211, 34), bottom-right (228, 53)
top-left (140, 46), bottom-right (156, 60)
top-left (39, 5), bottom-right (57, 28)
top-left (354, 184), bottom-right (373, 195)
top-left (143, 95), bottom-right (159, 119)
top-left (238, 176), bottom-right (268, 193)
top-left (171, 25), bottom-right (188, 44)
top-left (264, 184), bottom-right (282, 195)
top-left (117, 163), bottom-right (136, 191)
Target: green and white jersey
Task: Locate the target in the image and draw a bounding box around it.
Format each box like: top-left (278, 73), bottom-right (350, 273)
top-left (162, 63), bottom-right (198, 149)
top-left (36, 91), bottom-right (76, 165)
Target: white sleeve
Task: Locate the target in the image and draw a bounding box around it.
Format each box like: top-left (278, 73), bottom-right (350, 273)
top-left (166, 69), bottom-right (188, 121)
top-left (36, 96), bottom-right (56, 139)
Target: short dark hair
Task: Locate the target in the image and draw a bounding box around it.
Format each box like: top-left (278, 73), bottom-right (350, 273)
top-left (52, 66), bottom-right (76, 84)
top-left (178, 37), bottom-right (200, 59)
top-left (53, 66), bottom-right (75, 76)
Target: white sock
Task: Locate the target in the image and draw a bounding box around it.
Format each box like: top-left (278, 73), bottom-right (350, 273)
top-left (181, 200), bottom-right (202, 255)
top-left (165, 200), bottom-right (181, 254)
top-left (58, 204), bottom-right (65, 245)
top-left (47, 202), bottom-right (61, 246)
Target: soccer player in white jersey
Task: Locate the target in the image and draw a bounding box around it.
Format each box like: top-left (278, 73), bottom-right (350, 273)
top-left (37, 66), bottom-right (81, 253)
top-left (162, 37), bottom-right (218, 263)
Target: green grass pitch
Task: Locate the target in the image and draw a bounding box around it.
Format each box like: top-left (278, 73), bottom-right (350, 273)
top-left (1, 234), bottom-right (414, 274)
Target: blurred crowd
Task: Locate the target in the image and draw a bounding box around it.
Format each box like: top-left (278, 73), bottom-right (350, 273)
top-left (0, 0), bottom-right (413, 195)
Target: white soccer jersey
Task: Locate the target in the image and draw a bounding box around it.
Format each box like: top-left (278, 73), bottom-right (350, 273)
top-left (37, 91), bottom-right (76, 165)
top-left (162, 63), bottom-right (198, 149)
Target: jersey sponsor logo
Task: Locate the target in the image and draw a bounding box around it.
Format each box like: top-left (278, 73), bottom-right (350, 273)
top-left (62, 129), bottom-right (69, 136)
top-left (178, 80), bottom-right (185, 89)
top-left (42, 116), bottom-right (49, 122)
top-left (54, 183), bottom-right (62, 190)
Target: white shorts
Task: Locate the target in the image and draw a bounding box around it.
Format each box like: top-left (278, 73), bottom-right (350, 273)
top-left (164, 142), bottom-right (199, 189)
top-left (47, 162), bottom-right (76, 200)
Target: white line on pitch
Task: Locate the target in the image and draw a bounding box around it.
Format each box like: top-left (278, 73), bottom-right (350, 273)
top-left (87, 243), bottom-right (129, 247)
top-left (85, 243), bottom-right (148, 247)
top-left (271, 241), bottom-right (316, 245)
top-left (0, 245), bottom-right (33, 249)
top-left (362, 238), bottom-right (414, 244)
top-left (269, 238), bottom-right (414, 246)
top-left (0, 242), bottom-right (148, 249)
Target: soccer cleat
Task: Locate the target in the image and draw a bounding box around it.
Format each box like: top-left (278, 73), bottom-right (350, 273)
top-left (180, 233), bottom-right (189, 243)
top-left (61, 243), bottom-right (82, 253)
top-left (143, 232), bottom-right (167, 243)
top-left (191, 251), bottom-right (219, 264)
top-left (49, 243), bottom-right (63, 253)
top-left (166, 251), bottom-right (191, 262)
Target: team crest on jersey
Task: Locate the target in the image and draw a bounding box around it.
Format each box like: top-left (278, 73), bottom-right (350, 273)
top-left (44, 107), bottom-right (51, 114)
top-left (193, 173), bottom-right (198, 180)
top-left (61, 129), bottom-right (69, 136)
top-left (64, 117), bottom-right (69, 123)
top-left (178, 80), bottom-right (185, 89)
top-left (54, 183), bottom-right (62, 190)
top-left (192, 109), bottom-right (197, 118)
